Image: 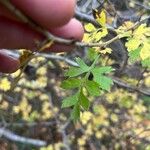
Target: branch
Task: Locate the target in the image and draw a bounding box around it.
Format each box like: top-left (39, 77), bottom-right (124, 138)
top-left (0, 127), bottom-right (46, 147)
top-left (75, 9), bottom-right (99, 26)
top-left (0, 121), bottom-right (56, 128)
top-left (4, 50), bottom-right (79, 67)
top-left (112, 76), bottom-right (150, 96)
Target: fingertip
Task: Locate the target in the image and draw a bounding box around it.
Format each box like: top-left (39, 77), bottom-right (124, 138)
top-left (11, 0), bottom-right (76, 28)
top-left (50, 18), bottom-right (84, 42)
top-left (48, 18), bottom-right (84, 52)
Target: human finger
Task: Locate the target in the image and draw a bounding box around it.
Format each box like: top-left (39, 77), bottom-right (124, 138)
top-left (11, 0), bottom-right (76, 28)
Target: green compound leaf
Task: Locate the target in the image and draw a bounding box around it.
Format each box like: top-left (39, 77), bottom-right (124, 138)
top-left (79, 91), bottom-right (90, 110)
top-left (65, 58), bottom-right (90, 77)
top-left (65, 67), bottom-right (86, 77)
top-left (71, 104), bottom-right (80, 121)
top-left (91, 66), bottom-right (113, 75)
top-left (93, 75), bottom-right (113, 91)
top-left (61, 78), bottom-right (81, 89)
top-left (85, 80), bottom-right (100, 96)
top-left (61, 93), bottom-right (78, 108)
top-left (75, 57), bottom-right (90, 70)
top-left (87, 48), bottom-right (98, 61)
top-left (91, 66), bottom-right (113, 91)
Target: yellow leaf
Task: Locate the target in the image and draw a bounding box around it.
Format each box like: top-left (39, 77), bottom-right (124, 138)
top-left (0, 78), bottom-right (11, 91)
top-left (145, 76), bottom-right (150, 87)
top-left (134, 24), bottom-right (150, 38)
top-left (93, 9), bottom-right (106, 27)
top-left (100, 47), bottom-right (112, 54)
top-left (19, 50), bottom-right (33, 64)
top-left (84, 23), bottom-right (96, 32)
top-left (116, 26), bottom-right (132, 38)
top-left (95, 28), bottom-right (108, 40)
top-left (125, 38), bottom-right (141, 51)
top-left (140, 42), bottom-right (150, 60)
top-left (123, 21), bottom-right (134, 29)
top-left (83, 33), bottom-right (91, 42)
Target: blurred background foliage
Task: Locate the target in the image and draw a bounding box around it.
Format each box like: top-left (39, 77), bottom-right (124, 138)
top-left (0, 0), bottom-right (150, 149)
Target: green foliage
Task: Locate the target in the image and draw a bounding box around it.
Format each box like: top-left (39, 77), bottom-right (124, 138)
top-left (85, 80), bottom-right (100, 96)
top-left (91, 66), bottom-right (114, 91)
top-left (70, 103), bottom-right (80, 121)
top-left (142, 58), bottom-right (150, 68)
top-left (79, 90), bottom-right (90, 110)
top-left (61, 55), bottom-right (113, 121)
top-left (128, 47), bottom-right (141, 62)
top-left (87, 48), bottom-right (98, 61)
top-left (61, 78), bottom-right (81, 89)
top-left (61, 93), bottom-right (78, 108)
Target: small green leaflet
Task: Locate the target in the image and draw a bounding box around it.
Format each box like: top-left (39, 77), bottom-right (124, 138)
top-left (61, 93), bottom-right (78, 108)
top-left (85, 80), bottom-right (100, 96)
top-left (91, 66), bottom-right (113, 91)
top-left (128, 47), bottom-right (141, 62)
top-left (70, 104), bottom-right (80, 121)
top-left (79, 91), bottom-right (90, 110)
top-left (91, 66), bottom-right (113, 74)
top-left (94, 75), bottom-right (113, 91)
top-left (142, 57), bottom-right (150, 68)
top-left (64, 67), bottom-right (85, 77)
top-left (87, 48), bottom-right (98, 61)
top-left (61, 78), bottom-right (81, 89)
top-left (75, 57), bottom-right (89, 70)
top-left (65, 57), bottom-right (90, 77)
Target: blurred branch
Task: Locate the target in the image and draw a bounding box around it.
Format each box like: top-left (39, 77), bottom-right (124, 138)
top-left (75, 9), bottom-right (99, 26)
top-left (112, 77), bottom-right (150, 96)
top-left (133, 1), bottom-right (150, 11)
top-left (59, 121), bottom-right (71, 150)
top-left (0, 127), bottom-right (46, 147)
top-left (0, 121), bottom-right (56, 128)
top-left (4, 50), bottom-right (79, 67)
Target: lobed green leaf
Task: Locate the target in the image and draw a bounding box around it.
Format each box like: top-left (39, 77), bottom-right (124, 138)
top-left (79, 91), bottom-right (90, 110)
top-left (93, 75), bottom-right (113, 91)
top-left (75, 57), bottom-right (90, 71)
top-left (91, 66), bottom-right (113, 75)
top-left (64, 67), bottom-right (86, 77)
top-left (61, 78), bottom-right (81, 89)
top-left (70, 104), bottom-right (80, 121)
top-left (85, 80), bottom-right (100, 96)
top-left (61, 94), bottom-right (78, 108)
top-left (87, 48), bottom-right (98, 61)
